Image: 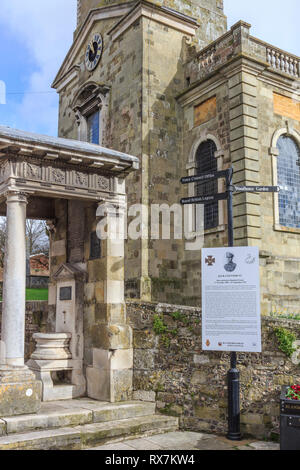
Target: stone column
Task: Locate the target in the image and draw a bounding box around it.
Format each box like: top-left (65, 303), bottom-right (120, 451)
top-left (86, 195), bottom-right (133, 402)
top-left (2, 191), bottom-right (28, 366)
top-left (0, 191), bottom-right (42, 417)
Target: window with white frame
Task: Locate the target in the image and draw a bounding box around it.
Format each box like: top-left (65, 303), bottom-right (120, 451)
top-left (277, 135), bottom-right (300, 229)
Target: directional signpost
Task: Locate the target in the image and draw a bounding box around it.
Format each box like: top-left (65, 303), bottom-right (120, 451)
top-left (180, 167), bottom-right (280, 441)
top-left (181, 169), bottom-right (229, 185)
top-left (180, 192), bottom-right (228, 205)
top-left (233, 185), bottom-right (280, 193)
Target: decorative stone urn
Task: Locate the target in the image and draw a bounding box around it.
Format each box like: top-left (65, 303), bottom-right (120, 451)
top-left (31, 333), bottom-right (72, 361)
top-left (27, 332), bottom-right (82, 402)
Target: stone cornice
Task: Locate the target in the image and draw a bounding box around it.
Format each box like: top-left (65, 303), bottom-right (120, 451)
top-left (177, 74), bottom-right (226, 107)
top-left (0, 125), bottom-right (138, 202)
top-left (178, 54), bottom-right (300, 106)
top-left (0, 126), bottom-right (139, 174)
top-left (54, 66), bottom-right (80, 94)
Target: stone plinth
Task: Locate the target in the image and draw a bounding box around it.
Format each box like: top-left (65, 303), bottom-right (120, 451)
top-left (28, 333), bottom-right (85, 402)
top-left (31, 333), bottom-right (72, 360)
top-left (0, 366), bottom-right (42, 417)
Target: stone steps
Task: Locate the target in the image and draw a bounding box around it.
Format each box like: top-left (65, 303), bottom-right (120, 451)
top-left (0, 398), bottom-right (178, 450)
top-left (0, 415), bottom-right (179, 450)
top-left (0, 400), bottom-right (156, 434)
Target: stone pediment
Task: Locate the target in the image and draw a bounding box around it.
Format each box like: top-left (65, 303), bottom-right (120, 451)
top-left (52, 264), bottom-right (87, 282)
top-left (52, 2), bottom-right (134, 90)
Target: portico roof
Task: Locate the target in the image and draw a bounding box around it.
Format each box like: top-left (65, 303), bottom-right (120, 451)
top-left (0, 125), bottom-right (139, 173)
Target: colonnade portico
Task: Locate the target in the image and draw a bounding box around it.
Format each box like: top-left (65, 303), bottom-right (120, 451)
top-left (2, 191), bottom-right (28, 367)
top-left (0, 125), bottom-right (138, 416)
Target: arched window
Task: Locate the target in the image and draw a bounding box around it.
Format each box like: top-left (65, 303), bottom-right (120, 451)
top-left (196, 140), bottom-right (218, 230)
top-left (277, 135), bottom-right (300, 228)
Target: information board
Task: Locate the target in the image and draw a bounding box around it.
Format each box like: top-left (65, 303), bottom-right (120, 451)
top-left (202, 247), bottom-right (261, 353)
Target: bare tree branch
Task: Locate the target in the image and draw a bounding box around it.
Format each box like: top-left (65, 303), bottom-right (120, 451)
top-left (0, 217), bottom-right (49, 267)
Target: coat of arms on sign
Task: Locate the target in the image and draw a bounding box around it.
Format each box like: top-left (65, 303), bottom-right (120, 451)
top-left (205, 256), bottom-right (215, 266)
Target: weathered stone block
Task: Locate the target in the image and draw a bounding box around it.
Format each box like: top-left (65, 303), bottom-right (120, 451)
top-left (0, 380), bottom-right (42, 417)
top-left (91, 324), bottom-right (132, 350)
top-left (111, 369), bottom-right (133, 402)
top-left (194, 406), bottom-right (221, 420)
top-left (92, 348), bottom-right (133, 370)
top-left (133, 330), bottom-right (156, 349)
top-left (191, 371), bottom-right (207, 385)
top-left (0, 420), bottom-right (6, 436)
top-left (193, 354), bottom-right (210, 365)
top-left (133, 390), bottom-right (156, 402)
top-left (94, 302), bottom-right (126, 324)
top-left (134, 349), bottom-right (155, 370)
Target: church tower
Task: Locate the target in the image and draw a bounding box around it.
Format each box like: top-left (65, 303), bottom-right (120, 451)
top-left (53, 0), bottom-right (227, 303)
top-left (76, 1), bottom-right (227, 47)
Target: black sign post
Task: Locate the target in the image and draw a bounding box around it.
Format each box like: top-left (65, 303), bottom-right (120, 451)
top-left (226, 169), bottom-right (242, 441)
top-left (180, 168), bottom-right (280, 442)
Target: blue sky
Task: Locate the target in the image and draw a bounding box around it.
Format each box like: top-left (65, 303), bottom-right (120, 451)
top-left (0, 0), bottom-right (298, 137)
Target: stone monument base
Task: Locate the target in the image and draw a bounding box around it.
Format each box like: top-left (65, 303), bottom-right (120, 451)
top-left (0, 366), bottom-right (42, 417)
top-left (27, 332), bottom-right (86, 402)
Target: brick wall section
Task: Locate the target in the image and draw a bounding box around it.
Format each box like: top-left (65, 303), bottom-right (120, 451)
top-left (0, 301), bottom-right (49, 361)
top-left (127, 300), bottom-right (300, 439)
top-left (273, 93), bottom-right (300, 122)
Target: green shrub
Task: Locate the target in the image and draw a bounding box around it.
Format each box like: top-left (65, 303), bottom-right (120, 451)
top-left (153, 315), bottom-right (168, 335)
top-left (274, 327), bottom-right (297, 358)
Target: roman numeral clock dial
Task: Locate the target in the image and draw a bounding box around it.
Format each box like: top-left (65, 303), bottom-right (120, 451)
top-left (85, 33), bottom-right (103, 72)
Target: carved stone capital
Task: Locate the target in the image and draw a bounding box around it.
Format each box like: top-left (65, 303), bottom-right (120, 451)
top-left (5, 191), bottom-right (28, 205)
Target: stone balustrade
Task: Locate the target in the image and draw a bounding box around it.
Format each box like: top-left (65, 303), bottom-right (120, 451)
top-left (266, 46), bottom-right (299, 77)
top-left (185, 21), bottom-right (300, 85)
top-left (196, 44), bottom-right (218, 74)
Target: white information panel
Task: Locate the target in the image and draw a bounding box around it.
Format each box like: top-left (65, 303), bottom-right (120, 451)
top-left (202, 247), bottom-right (261, 353)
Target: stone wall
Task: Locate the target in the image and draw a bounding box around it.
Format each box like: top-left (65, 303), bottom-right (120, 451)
top-left (180, 21), bottom-right (300, 313)
top-left (57, 0), bottom-right (227, 305)
top-left (0, 301), bottom-right (49, 361)
top-left (127, 300), bottom-right (300, 439)
top-left (1, 298), bottom-right (299, 439)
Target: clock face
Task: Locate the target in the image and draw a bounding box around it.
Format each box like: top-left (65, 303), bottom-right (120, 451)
top-left (85, 33), bottom-right (103, 72)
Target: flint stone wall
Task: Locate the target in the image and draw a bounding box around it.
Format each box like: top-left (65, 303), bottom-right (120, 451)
top-left (127, 300), bottom-right (300, 439)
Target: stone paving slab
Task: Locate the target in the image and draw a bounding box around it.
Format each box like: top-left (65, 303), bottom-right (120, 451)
top-left (3, 406), bottom-right (93, 434)
top-left (0, 399), bottom-right (157, 435)
top-left (248, 441), bottom-right (280, 451)
top-left (0, 420), bottom-right (6, 436)
top-left (89, 432), bottom-right (280, 451)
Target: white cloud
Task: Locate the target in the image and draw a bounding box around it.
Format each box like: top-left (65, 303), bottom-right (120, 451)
top-left (0, 1), bottom-right (298, 136)
top-left (0, 0), bottom-right (76, 136)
